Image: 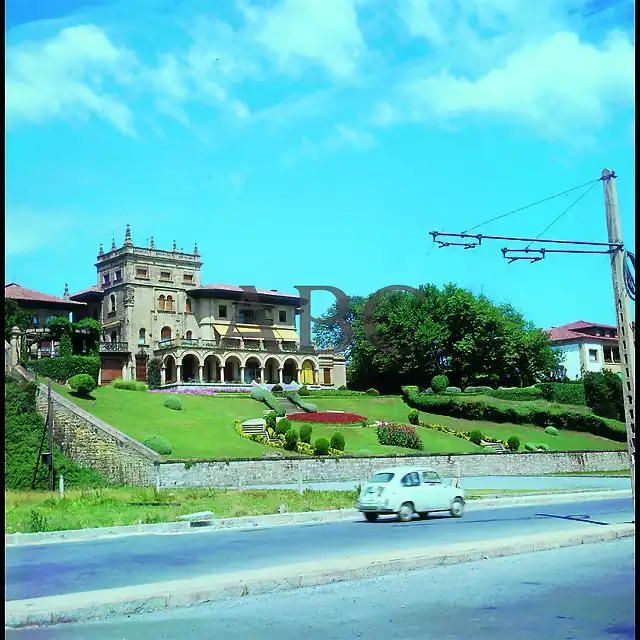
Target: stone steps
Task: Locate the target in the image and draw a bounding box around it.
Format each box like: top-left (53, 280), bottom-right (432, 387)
top-left (482, 441), bottom-right (508, 453)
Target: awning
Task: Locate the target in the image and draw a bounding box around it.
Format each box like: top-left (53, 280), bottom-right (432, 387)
top-left (237, 326), bottom-right (262, 335)
top-left (274, 328), bottom-right (300, 341)
top-left (212, 323), bottom-right (242, 339)
top-left (102, 321), bottom-right (121, 329)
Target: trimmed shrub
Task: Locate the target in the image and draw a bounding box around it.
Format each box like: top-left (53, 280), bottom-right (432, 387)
top-left (146, 358), bottom-right (162, 390)
top-left (330, 432), bottom-right (345, 452)
top-left (376, 422), bottom-right (423, 450)
top-left (445, 386), bottom-right (462, 394)
top-left (469, 429), bottom-right (483, 445)
top-left (524, 442), bottom-right (538, 452)
top-left (425, 388), bottom-right (434, 394)
top-left (431, 375), bottom-right (449, 394)
top-left (299, 423), bottom-right (313, 444)
top-left (265, 412), bottom-right (277, 430)
top-left (464, 386), bottom-right (493, 394)
top-left (59, 334), bottom-right (72, 357)
top-left (276, 418), bottom-right (291, 436)
top-left (298, 385), bottom-right (310, 396)
top-left (284, 429), bottom-right (299, 451)
top-left (27, 356), bottom-right (100, 383)
top-left (251, 387), bottom-right (286, 416)
top-left (314, 437), bottom-right (330, 456)
top-left (164, 397), bottom-right (182, 411)
top-left (584, 370), bottom-right (624, 421)
top-left (408, 408), bottom-right (419, 425)
top-left (143, 434), bottom-right (172, 455)
top-left (68, 374), bottom-right (96, 397)
top-left (271, 384), bottom-right (283, 392)
top-left (536, 382), bottom-right (586, 406)
top-left (308, 389), bottom-right (366, 397)
top-left (338, 385), bottom-right (348, 390)
top-left (488, 388), bottom-right (543, 401)
top-left (507, 435), bottom-right (520, 452)
top-left (545, 426), bottom-right (559, 436)
top-left (366, 388), bottom-right (380, 396)
top-left (286, 391), bottom-right (317, 412)
top-left (537, 443), bottom-right (551, 451)
top-left (111, 378), bottom-right (148, 391)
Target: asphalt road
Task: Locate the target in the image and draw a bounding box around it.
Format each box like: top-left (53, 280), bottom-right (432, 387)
top-left (7, 538), bottom-right (635, 639)
top-left (6, 497), bottom-right (633, 602)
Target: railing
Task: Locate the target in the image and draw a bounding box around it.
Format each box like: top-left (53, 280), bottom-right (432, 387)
top-left (244, 341), bottom-right (261, 350)
top-left (157, 339), bottom-right (176, 349)
top-left (100, 341), bottom-right (129, 352)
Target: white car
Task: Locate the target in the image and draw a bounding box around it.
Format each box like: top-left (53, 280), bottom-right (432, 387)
top-left (356, 466), bottom-right (466, 522)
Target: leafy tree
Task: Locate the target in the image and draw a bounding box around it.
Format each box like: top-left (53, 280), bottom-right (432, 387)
top-left (4, 299), bottom-right (32, 342)
top-left (584, 370), bottom-right (624, 421)
top-left (72, 318), bottom-right (102, 355)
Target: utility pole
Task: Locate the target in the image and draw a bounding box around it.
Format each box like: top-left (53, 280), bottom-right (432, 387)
top-left (430, 168), bottom-right (636, 516)
top-left (602, 169), bottom-right (635, 513)
top-left (47, 380), bottom-right (54, 491)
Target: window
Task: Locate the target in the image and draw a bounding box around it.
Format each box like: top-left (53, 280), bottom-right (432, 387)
top-left (185, 298), bottom-right (192, 313)
top-left (369, 473), bottom-right (394, 483)
top-left (323, 368), bottom-right (331, 384)
top-left (185, 330), bottom-right (193, 344)
top-left (589, 349), bottom-right (599, 363)
top-left (160, 271), bottom-right (172, 282)
top-left (110, 331), bottom-right (118, 342)
top-left (279, 310), bottom-right (287, 323)
top-left (604, 346), bottom-right (621, 363)
top-left (139, 328), bottom-right (146, 344)
top-left (32, 315), bottom-right (39, 326)
top-left (401, 472), bottom-right (421, 487)
top-left (103, 273), bottom-right (110, 286)
top-left (421, 471), bottom-right (441, 485)
top-left (166, 295), bottom-right (174, 311)
top-left (109, 294), bottom-right (116, 313)
top-left (239, 309), bottom-right (255, 324)
top-left (158, 295), bottom-right (165, 311)
top-left (183, 273), bottom-right (194, 284)
top-left (160, 327), bottom-right (172, 342)
top-left (219, 305), bottom-right (227, 318)
top-left (114, 270), bottom-right (122, 282)
top-left (136, 267), bottom-right (149, 279)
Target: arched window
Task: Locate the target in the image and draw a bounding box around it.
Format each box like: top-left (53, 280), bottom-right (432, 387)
top-left (185, 298), bottom-right (192, 313)
top-left (32, 315), bottom-right (39, 326)
top-left (185, 330), bottom-right (193, 344)
top-left (160, 326), bottom-right (172, 343)
top-left (166, 295), bottom-right (174, 311)
top-left (109, 294), bottom-right (116, 313)
top-left (158, 295), bottom-right (166, 311)
top-left (139, 328), bottom-right (146, 344)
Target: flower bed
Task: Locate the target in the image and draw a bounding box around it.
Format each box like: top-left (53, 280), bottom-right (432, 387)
top-left (149, 386), bottom-right (251, 396)
top-left (287, 412), bottom-right (367, 424)
top-left (376, 421), bottom-right (423, 451)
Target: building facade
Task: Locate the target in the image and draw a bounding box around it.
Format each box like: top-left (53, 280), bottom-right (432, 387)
top-left (70, 226), bottom-right (346, 387)
top-left (545, 320), bottom-right (634, 380)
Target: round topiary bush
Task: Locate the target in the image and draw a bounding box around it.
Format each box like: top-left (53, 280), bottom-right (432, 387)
top-left (275, 417), bottom-right (291, 435)
top-left (299, 423), bottom-right (313, 444)
top-left (507, 435), bottom-right (520, 452)
top-left (68, 374), bottom-right (96, 397)
top-left (265, 412), bottom-right (277, 430)
top-left (164, 397), bottom-right (182, 411)
top-left (537, 443), bottom-right (551, 451)
top-left (271, 384), bottom-right (283, 393)
top-left (284, 429), bottom-right (299, 451)
top-left (330, 432), bottom-right (345, 452)
top-left (408, 408), bottom-right (419, 425)
top-left (338, 385), bottom-right (348, 390)
top-left (314, 437), bottom-right (330, 456)
top-left (545, 426), bottom-right (559, 436)
top-left (298, 385), bottom-right (310, 396)
top-left (431, 375), bottom-right (449, 394)
top-left (366, 388), bottom-right (379, 396)
top-left (143, 434), bottom-right (172, 455)
top-left (469, 429), bottom-right (483, 446)
top-left (445, 386), bottom-right (462, 394)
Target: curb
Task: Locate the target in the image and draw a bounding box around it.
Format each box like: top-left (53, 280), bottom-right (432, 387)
top-left (4, 489), bottom-right (632, 547)
top-left (6, 523), bottom-right (635, 629)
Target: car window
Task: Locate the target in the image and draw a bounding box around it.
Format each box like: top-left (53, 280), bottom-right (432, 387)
top-left (400, 472), bottom-right (420, 487)
top-left (421, 471), bottom-right (442, 485)
top-left (369, 473), bottom-right (394, 483)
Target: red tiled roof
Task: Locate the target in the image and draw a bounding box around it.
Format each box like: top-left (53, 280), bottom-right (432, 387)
top-left (69, 285), bottom-right (104, 300)
top-left (545, 325), bottom-right (618, 343)
top-left (561, 320), bottom-right (617, 331)
top-left (195, 283), bottom-right (299, 299)
top-left (5, 283), bottom-right (85, 306)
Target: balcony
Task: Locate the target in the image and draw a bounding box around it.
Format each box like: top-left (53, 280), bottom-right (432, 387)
top-left (100, 341), bottom-right (129, 352)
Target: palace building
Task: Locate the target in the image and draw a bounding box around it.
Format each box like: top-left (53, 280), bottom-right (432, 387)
top-left (68, 226), bottom-right (346, 387)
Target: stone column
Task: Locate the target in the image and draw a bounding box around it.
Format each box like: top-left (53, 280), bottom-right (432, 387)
top-left (296, 367), bottom-right (301, 383)
top-left (278, 367), bottom-right (284, 384)
top-left (198, 365), bottom-right (204, 383)
top-left (240, 366), bottom-right (246, 384)
top-left (122, 362), bottom-right (127, 380)
top-left (259, 367), bottom-right (265, 383)
top-left (220, 365), bottom-right (226, 383)
top-left (10, 326), bottom-right (21, 368)
top-left (176, 364), bottom-right (182, 383)
top-left (313, 369), bottom-right (318, 385)
top-left (161, 367), bottom-right (166, 385)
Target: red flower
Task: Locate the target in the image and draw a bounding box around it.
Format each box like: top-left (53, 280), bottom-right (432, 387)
top-left (288, 412), bottom-right (366, 424)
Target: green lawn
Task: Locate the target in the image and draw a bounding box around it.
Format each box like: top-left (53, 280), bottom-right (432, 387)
top-left (455, 393), bottom-right (589, 414)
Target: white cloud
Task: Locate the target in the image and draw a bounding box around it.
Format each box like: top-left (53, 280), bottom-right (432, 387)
top-left (373, 29), bottom-right (634, 141)
top-left (282, 122), bottom-right (375, 165)
top-left (241, 0), bottom-right (366, 79)
top-left (5, 24), bottom-right (137, 136)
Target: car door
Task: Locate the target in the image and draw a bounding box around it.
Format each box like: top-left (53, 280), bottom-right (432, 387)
top-left (400, 471), bottom-right (422, 510)
top-left (420, 471), bottom-right (450, 510)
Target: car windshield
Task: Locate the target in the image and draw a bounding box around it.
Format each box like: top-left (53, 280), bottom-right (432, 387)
top-left (369, 473), bottom-right (394, 483)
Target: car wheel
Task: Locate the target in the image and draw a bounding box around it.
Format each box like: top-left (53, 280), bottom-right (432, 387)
top-left (397, 502), bottom-right (414, 522)
top-left (450, 498), bottom-right (464, 518)
top-left (364, 513), bottom-right (378, 523)
top-left (418, 512), bottom-right (429, 520)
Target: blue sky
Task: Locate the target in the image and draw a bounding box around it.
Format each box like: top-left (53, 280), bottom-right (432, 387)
top-left (5, 0), bottom-right (635, 329)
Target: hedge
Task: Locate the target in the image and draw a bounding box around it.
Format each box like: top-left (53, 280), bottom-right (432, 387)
top-left (536, 382), bottom-right (586, 406)
top-left (487, 388), bottom-right (543, 401)
top-left (285, 390), bottom-right (318, 413)
top-left (401, 386), bottom-right (626, 442)
top-left (308, 389), bottom-right (366, 397)
top-left (250, 386), bottom-right (285, 417)
top-left (26, 356), bottom-right (100, 384)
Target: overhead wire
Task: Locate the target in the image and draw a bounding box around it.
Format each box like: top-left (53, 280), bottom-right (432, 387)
top-left (462, 177), bottom-right (602, 234)
top-left (624, 251), bottom-right (635, 301)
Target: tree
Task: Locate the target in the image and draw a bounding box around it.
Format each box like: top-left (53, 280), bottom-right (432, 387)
top-left (312, 283), bottom-right (563, 393)
top-left (4, 299), bottom-right (32, 342)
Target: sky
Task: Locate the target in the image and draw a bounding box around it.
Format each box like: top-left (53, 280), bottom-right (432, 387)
top-left (5, 0), bottom-right (635, 330)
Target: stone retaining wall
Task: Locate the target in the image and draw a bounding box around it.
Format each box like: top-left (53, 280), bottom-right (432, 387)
top-left (158, 450), bottom-right (629, 489)
top-left (35, 384), bottom-right (161, 485)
